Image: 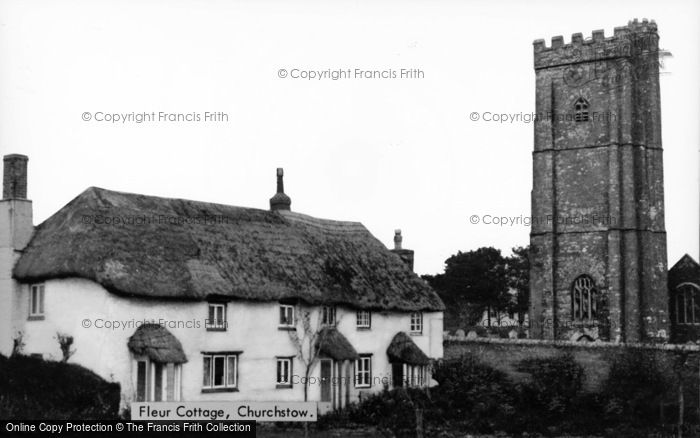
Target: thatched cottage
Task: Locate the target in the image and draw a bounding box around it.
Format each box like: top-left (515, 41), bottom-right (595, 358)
top-left (0, 154), bottom-right (444, 412)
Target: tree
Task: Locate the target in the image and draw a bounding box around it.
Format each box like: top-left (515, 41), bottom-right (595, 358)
top-left (288, 306), bottom-right (331, 438)
top-left (423, 247), bottom-right (509, 329)
top-left (505, 245), bottom-right (530, 325)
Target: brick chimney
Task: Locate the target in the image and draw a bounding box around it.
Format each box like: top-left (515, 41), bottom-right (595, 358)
top-left (0, 154), bottom-right (34, 356)
top-left (391, 229), bottom-right (415, 271)
top-left (269, 168), bottom-right (291, 211)
top-left (3, 154), bottom-right (28, 199)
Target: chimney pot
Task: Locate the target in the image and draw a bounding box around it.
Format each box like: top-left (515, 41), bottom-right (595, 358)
top-left (391, 229), bottom-right (414, 271)
top-left (3, 154), bottom-right (29, 200)
top-left (394, 229), bottom-right (402, 250)
top-left (270, 167), bottom-right (291, 211)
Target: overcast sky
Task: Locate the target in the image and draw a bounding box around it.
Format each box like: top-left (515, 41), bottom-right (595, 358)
top-left (0, 0), bottom-right (698, 275)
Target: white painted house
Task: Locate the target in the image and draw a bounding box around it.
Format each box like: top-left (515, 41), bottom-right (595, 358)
top-left (0, 154), bottom-right (444, 413)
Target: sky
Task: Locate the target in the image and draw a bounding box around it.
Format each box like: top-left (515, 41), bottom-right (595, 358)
top-left (0, 0), bottom-right (698, 275)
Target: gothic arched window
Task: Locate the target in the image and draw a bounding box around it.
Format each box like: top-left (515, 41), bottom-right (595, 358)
top-left (572, 275), bottom-right (597, 321)
top-left (574, 97), bottom-right (589, 122)
top-left (675, 283), bottom-right (700, 325)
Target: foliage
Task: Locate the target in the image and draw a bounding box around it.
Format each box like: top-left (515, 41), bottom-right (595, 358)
top-left (431, 355), bottom-right (517, 433)
top-left (311, 350), bottom-right (696, 436)
top-left (11, 331), bottom-right (25, 357)
top-left (601, 349), bottom-right (670, 426)
top-left (423, 247), bottom-right (510, 330)
top-left (0, 354), bottom-right (120, 419)
top-left (55, 332), bottom-right (76, 363)
top-left (505, 245), bottom-right (530, 321)
top-left (514, 353), bottom-right (585, 432)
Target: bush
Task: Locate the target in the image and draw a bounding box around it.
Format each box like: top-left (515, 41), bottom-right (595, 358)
top-left (432, 355), bottom-right (517, 433)
top-left (0, 354), bottom-right (120, 419)
top-left (514, 352), bottom-right (587, 433)
top-left (601, 349), bottom-right (669, 427)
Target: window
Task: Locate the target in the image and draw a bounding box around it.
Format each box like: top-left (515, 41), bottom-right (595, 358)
top-left (29, 284), bottom-right (45, 319)
top-left (356, 310), bottom-right (371, 329)
top-left (355, 355), bottom-right (372, 388)
top-left (574, 97), bottom-right (589, 122)
top-left (135, 359), bottom-right (182, 401)
top-left (276, 357), bottom-right (293, 388)
top-left (202, 353), bottom-right (238, 391)
top-left (572, 275), bottom-right (597, 321)
top-left (410, 312), bottom-right (423, 334)
top-left (675, 284), bottom-right (700, 325)
top-left (406, 365), bottom-right (425, 387)
top-left (279, 304), bottom-right (295, 329)
top-left (206, 303), bottom-right (227, 330)
top-left (321, 306), bottom-right (336, 326)
top-left (392, 363), bottom-right (426, 388)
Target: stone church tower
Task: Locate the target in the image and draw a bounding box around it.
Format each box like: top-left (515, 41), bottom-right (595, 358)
top-left (529, 19), bottom-right (668, 343)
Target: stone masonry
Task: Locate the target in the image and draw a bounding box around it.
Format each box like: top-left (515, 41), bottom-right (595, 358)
top-left (529, 19), bottom-right (669, 343)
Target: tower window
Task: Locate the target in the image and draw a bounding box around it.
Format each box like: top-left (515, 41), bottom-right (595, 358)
top-left (572, 275), bottom-right (597, 321)
top-left (675, 284), bottom-right (700, 325)
top-left (574, 97), bottom-right (589, 122)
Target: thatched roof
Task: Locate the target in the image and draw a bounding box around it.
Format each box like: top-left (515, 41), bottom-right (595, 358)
top-left (127, 324), bottom-right (187, 364)
top-left (386, 332), bottom-right (430, 365)
top-left (316, 327), bottom-right (359, 361)
top-left (13, 187), bottom-right (443, 311)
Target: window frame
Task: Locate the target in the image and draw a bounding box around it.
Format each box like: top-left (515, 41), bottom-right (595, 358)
top-left (201, 352), bottom-right (239, 392)
top-left (572, 275), bottom-right (597, 322)
top-left (28, 284), bottom-right (45, 320)
top-left (574, 97), bottom-right (590, 122)
top-left (206, 302), bottom-right (227, 331)
top-left (410, 312), bottom-right (423, 334)
top-left (356, 310), bottom-right (371, 329)
top-left (321, 305), bottom-right (336, 326)
top-left (675, 283), bottom-right (700, 325)
top-left (354, 355), bottom-right (372, 388)
top-left (276, 357), bottom-right (293, 388)
top-left (135, 358), bottom-right (182, 402)
top-left (279, 304), bottom-right (295, 330)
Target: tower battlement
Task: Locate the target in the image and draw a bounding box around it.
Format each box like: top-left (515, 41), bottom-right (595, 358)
top-left (533, 19), bottom-right (659, 70)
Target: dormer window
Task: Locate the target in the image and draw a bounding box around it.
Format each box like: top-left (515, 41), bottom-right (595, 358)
top-left (356, 310), bottom-right (371, 329)
top-left (574, 97), bottom-right (589, 122)
top-left (206, 303), bottom-right (227, 331)
top-left (28, 284), bottom-right (45, 320)
top-left (321, 306), bottom-right (336, 326)
top-left (279, 304), bottom-right (295, 329)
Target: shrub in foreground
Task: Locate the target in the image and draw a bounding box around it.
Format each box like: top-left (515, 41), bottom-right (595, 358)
top-left (0, 354), bottom-right (120, 419)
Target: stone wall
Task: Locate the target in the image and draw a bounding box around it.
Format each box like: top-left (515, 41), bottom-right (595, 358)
top-left (444, 337), bottom-right (699, 393)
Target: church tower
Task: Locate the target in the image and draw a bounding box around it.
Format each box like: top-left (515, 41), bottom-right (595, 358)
top-left (529, 19), bottom-right (668, 342)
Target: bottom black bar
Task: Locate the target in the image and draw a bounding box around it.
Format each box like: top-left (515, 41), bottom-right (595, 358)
top-left (0, 421), bottom-right (256, 437)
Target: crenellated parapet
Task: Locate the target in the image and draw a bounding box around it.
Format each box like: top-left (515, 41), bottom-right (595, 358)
top-left (533, 19), bottom-right (659, 70)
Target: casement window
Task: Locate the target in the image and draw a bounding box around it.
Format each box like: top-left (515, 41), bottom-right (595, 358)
top-left (279, 304), bottom-right (295, 328)
top-left (206, 303), bottom-right (227, 331)
top-left (675, 284), bottom-right (700, 325)
top-left (321, 306), bottom-right (336, 326)
top-left (135, 359), bottom-right (182, 402)
top-left (572, 275), bottom-right (597, 321)
top-left (202, 353), bottom-right (238, 391)
top-left (354, 355), bottom-right (372, 388)
top-left (276, 357), bottom-right (293, 388)
top-left (356, 310), bottom-right (371, 329)
top-left (410, 312), bottom-right (423, 334)
top-left (28, 284), bottom-right (45, 319)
